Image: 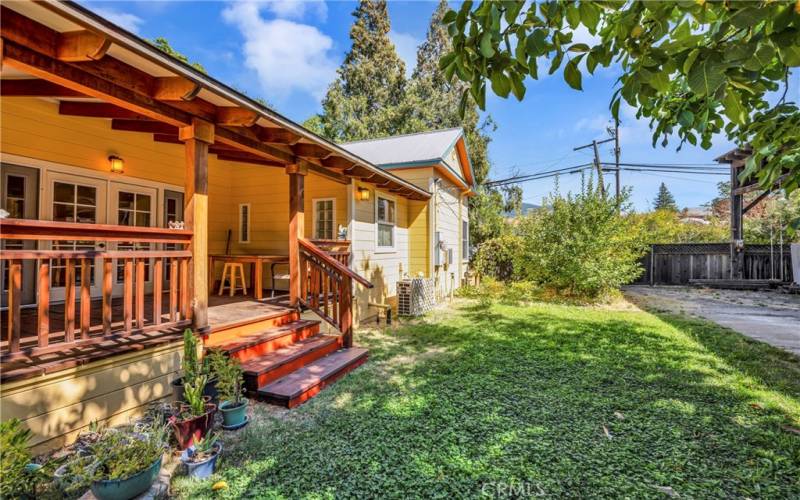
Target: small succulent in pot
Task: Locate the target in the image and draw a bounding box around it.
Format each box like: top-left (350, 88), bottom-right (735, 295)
top-left (170, 374), bottom-right (217, 449)
top-left (180, 432), bottom-right (222, 479)
top-left (172, 329), bottom-right (219, 403)
top-left (207, 349), bottom-right (249, 429)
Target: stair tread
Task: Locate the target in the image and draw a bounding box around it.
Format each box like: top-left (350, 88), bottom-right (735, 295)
top-left (241, 335), bottom-right (339, 375)
top-left (208, 319), bottom-right (320, 352)
top-left (258, 348), bottom-right (368, 399)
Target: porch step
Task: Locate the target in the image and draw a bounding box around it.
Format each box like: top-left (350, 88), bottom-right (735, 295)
top-left (207, 309), bottom-right (299, 344)
top-left (257, 347), bottom-right (368, 408)
top-left (241, 334), bottom-right (342, 391)
top-left (208, 319), bottom-right (320, 363)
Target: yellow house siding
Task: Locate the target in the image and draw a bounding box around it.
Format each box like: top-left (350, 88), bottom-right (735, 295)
top-left (433, 173), bottom-right (465, 296)
top-left (0, 341), bottom-right (182, 453)
top-left (381, 167), bottom-right (433, 278)
top-left (350, 180), bottom-right (410, 322)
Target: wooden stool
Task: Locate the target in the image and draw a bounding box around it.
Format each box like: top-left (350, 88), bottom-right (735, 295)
top-left (218, 262), bottom-right (248, 296)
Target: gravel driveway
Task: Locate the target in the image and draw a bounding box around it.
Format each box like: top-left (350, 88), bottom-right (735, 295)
top-left (623, 285), bottom-right (800, 357)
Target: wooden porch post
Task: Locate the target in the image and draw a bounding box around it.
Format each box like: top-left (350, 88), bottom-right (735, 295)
top-left (180, 118), bottom-right (213, 332)
top-left (287, 163), bottom-right (307, 307)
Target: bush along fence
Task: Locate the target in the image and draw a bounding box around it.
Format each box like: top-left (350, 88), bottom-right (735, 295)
top-left (632, 243), bottom-right (794, 285)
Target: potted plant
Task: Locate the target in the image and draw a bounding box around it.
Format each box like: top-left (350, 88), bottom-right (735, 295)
top-left (172, 329), bottom-right (218, 403)
top-left (208, 350), bottom-right (249, 430)
top-left (180, 432), bottom-right (222, 479)
top-left (169, 374), bottom-right (217, 450)
top-left (88, 423), bottom-right (168, 500)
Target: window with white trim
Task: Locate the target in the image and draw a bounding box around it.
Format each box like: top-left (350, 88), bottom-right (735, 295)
top-left (313, 198), bottom-right (336, 240)
top-left (376, 196), bottom-right (395, 249)
top-left (239, 203), bottom-right (250, 243)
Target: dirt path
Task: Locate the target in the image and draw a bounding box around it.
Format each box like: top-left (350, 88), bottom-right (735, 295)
top-left (623, 285), bottom-right (800, 357)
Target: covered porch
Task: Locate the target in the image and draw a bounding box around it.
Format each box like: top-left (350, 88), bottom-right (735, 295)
top-left (1, 1), bottom-right (427, 369)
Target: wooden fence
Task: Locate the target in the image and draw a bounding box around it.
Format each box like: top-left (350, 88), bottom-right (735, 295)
top-left (632, 243), bottom-right (794, 285)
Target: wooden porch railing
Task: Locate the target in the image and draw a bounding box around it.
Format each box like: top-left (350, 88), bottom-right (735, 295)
top-left (0, 219), bottom-right (193, 360)
top-left (299, 238), bottom-right (371, 348)
top-left (309, 239), bottom-right (350, 266)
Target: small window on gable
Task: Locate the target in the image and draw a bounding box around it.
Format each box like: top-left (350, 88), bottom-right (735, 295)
top-left (313, 198), bottom-right (336, 240)
top-left (239, 203), bottom-right (250, 244)
top-left (376, 196), bottom-right (395, 250)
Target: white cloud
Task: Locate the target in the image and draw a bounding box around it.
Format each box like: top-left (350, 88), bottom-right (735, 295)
top-left (389, 30), bottom-right (420, 77)
top-left (90, 6), bottom-right (143, 33)
top-left (262, 0), bottom-right (327, 21)
top-left (222, 2), bottom-right (337, 101)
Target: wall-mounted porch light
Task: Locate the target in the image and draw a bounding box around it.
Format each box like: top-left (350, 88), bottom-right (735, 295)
top-left (357, 187), bottom-right (371, 201)
top-left (108, 155), bottom-right (124, 174)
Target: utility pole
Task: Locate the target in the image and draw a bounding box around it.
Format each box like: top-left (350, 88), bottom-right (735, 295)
top-left (614, 118), bottom-right (621, 204)
top-left (574, 136), bottom-right (614, 197)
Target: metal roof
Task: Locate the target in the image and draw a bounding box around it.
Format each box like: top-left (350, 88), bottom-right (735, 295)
top-left (341, 128), bottom-right (464, 169)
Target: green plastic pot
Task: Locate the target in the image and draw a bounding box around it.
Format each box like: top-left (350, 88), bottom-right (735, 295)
top-left (90, 455), bottom-right (162, 500)
top-left (219, 400), bottom-right (248, 429)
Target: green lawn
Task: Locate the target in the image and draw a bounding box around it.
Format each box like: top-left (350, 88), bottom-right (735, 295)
top-left (174, 300), bottom-right (800, 498)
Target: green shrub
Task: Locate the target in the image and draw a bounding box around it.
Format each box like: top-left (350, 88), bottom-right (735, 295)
top-left (514, 179), bottom-right (646, 299)
top-left (473, 233), bottom-right (524, 281)
top-left (0, 419), bottom-right (33, 498)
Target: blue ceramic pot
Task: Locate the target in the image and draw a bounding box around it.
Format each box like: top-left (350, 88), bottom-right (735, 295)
top-left (90, 456), bottom-right (162, 500)
top-left (180, 443), bottom-right (222, 479)
top-left (219, 400), bottom-right (248, 428)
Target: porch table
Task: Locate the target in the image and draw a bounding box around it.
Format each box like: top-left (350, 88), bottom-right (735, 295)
top-left (209, 254), bottom-right (290, 300)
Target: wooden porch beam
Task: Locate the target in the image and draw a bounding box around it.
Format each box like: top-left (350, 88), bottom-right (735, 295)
top-left (257, 126), bottom-right (301, 145)
top-left (111, 119), bottom-right (177, 135)
top-left (321, 156), bottom-right (354, 170)
top-left (217, 107), bottom-right (259, 127)
top-left (56, 30), bottom-right (110, 62)
top-left (292, 143), bottom-right (333, 159)
top-left (2, 39), bottom-right (193, 126)
top-left (215, 126), bottom-right (296, 164)
top-left (287, 163), bottom-right (307, 307)
top-left (153, 76), bottom-right (202, 101)
top-left (298, 159), bottom-right (348, 185)
top-left (59, 101), bottom-right (149, 119)
top-left (180, 118), bottom-right (213, 331)
top-left (216, 150), bottom-right (284, 167)
top-left (1, 78), bottom-right (87, 97)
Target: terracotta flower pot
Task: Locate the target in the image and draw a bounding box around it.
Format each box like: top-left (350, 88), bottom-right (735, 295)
top-left (169, 403), bottom-right (217, 450)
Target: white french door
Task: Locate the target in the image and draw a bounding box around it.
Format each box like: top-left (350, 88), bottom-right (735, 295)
top-left (44, 171), bottom-right (108, 302)
top-left (109, 182), bottom-right (158, 296)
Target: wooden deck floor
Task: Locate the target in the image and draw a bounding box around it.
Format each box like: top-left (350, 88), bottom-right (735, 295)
top-left (1, 292), bottom-right (292, 353)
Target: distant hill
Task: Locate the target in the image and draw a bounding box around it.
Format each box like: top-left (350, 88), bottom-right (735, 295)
top-left (504, 202), bottom-right (541, 218)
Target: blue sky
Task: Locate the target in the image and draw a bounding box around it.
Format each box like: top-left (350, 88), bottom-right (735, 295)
top-left (82, 1), bottom-right (798, 211)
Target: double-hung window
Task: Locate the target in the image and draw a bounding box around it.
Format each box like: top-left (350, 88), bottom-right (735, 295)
top-left (313, 198), bottom-right (336, 240)
top-left (376, 196), bottom-right (395, 250)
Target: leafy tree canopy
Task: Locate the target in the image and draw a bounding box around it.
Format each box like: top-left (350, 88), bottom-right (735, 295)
top-left (149, 37), bottom-right (206, 74)
top-left (653, 182), bottom-right (678, 211)
top-left (441, 1), bottom-right (800, 225)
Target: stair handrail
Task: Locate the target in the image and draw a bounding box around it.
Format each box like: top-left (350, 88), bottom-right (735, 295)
top-left (298, 238), bottom-right (372, 348)
top-left (298, 238), bottom-right (372, 289)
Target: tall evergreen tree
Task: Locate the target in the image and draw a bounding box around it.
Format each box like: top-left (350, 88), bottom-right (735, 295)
top-left (314, 0), bottom-right (406, 142)
top-left (653, 183), bottom-right (678, 211)
top-left (402, 0), bottom-right (493, 185)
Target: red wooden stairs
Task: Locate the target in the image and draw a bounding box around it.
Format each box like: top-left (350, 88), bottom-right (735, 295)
top-left (206, 309), bottom-right (367, 408)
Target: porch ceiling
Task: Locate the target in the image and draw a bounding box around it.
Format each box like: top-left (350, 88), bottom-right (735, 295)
top-left (0, 2), bottom-right (431, 201)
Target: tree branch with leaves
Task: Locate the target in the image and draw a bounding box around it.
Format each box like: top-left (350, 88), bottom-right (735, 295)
top-left (442, 0), bottom-right (800, 227)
